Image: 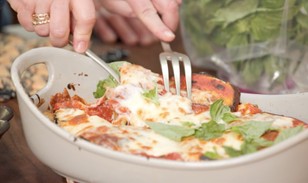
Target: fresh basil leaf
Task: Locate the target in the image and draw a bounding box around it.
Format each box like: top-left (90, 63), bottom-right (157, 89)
top-left (203, 150), bottom-right (222, 160)
top-left (224, 142), bottom-right (256, 158)
top-left (231, 121), bottom-right (273, 140)
top-left (304, 1), bottom-right (308, 13)
top-left (108, 61), bottom-right (129, 75)
top-left (250, 11), bottom-right (282, 42)
top-left (93, 76), bottom-right (118, 98)
top-left (93, 61), bottom-right (125, 98)
top-left (224, 138), bottom-right (270, 158)
top-left (297, 12), bottom-right (308, 29)
top-left (146, 122), bottom-right (195, 142)
top-left (224, 146), bottom-right (244, 158)
top-left (274, 125), bottom-right (304, 144)
top-left (210, 99), bottom-right (229, 121)
top-left (224, 140), bottom-right (254, 158)
top-left (182, 121), bottom-right (196, 128)
top-left (253, 137), bottom-right (274, 147)
top-left (181, 0), bottom-right (308, 90)
top-left (227, 33), bottom-right (249, 48)
top-left (213, 0), bottom-right (259, 27)
top-left (261, 0), bottom-right (286, 9)
top-left (142, 86), bottom-right (159, 105)
top-left (210, 99), bottom-right (237, 123)
top-left (239, 139), bottom-right (261, 154)
top-left (222, 113), bottom-right (238, 123)
top-left (195, 120), bottom-right (225, 140)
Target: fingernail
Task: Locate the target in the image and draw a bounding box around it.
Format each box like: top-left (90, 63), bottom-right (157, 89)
top-left (75, 41), bottom-right (87, 53)
top-left (164, 30), bottom-right (175, 40)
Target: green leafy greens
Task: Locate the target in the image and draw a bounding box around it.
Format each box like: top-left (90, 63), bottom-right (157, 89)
top-left (93, 76), bottom-right (118, 98)
top-left (93, 61), bottom-right (128, 98)
top-left (224, 121), bottom-right (275, 157)
top-left (274, 125), bottom-right (304, 144)
top-left (194, 120), bottom-right (226, 140)
top-left (146, 122), bottom-right (195, 142)
top-left (144, 98), bottom-right (305, 159)
top-left (148, 99), bottom-right (237, 141)
top-left (209, 99), bottom-right (237, 123)
top-left (230, 121), bottom-right (273, 140)
top-left (142, 86), bottom-right (159, 105)
top-left (181, 0), bottom-right (308, 91)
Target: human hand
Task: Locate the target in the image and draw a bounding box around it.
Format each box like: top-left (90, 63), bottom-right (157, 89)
top-left (95, 0), bottom-right (181, 43)
top-left (94, 7), bottom-right (158, 46)
top-left (7, 0), bottom-right (96, 53)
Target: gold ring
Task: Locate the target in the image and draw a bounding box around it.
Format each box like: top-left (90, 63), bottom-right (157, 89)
top-left (32, 13), bottom-right (50, 25)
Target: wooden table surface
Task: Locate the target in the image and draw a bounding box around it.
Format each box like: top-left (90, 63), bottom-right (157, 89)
top-left (0, 33), bottom-right (213, 183)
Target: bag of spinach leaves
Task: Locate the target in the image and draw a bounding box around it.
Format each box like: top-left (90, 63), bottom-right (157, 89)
top-left (181, 0), bottom-right (308, 94)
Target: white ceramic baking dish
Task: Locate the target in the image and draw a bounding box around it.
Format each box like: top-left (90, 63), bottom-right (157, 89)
top-left (11, 47), bottom-right (308, 183)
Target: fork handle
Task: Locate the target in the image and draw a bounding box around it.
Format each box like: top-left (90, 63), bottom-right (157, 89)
top-left (161, 42), bottom-right (172, 52)
top-left (68, 39), bottom-right (120, 83)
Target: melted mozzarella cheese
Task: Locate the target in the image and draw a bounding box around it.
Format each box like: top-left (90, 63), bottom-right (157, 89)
top-left (57, 108), bottom-right (183, 157)
top-left (180, 132), bottom-right (243, 160)
top-left (105, 63), bottom-right (212, 127)
top-left (242, 113), bottom-right (293, 128)
top-left (110, 84), bottom-right (211, 127)
top-left (115, 126), bottom-right (182, 157)
top-left (56, 108), bottom-right (243, 160)
top-left (191, 89), bottom-right (215, 106)
top-left (56, 108), bottom-right (111, 135)
top-left (120, 63), bottom-right (161, 90)
top-left (54, 107), bottom-right (299, 161)
top-left (56, 108), bottom-right (84, 121)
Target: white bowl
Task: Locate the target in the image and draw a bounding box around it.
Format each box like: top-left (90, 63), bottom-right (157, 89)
top-left (11, 47), bottom-right (308, 183)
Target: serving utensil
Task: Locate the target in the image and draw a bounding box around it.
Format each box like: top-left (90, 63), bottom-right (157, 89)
top-left (69, 41), bottom-right (120, 83)
top-left (159, 42), bottom-right (192, 98)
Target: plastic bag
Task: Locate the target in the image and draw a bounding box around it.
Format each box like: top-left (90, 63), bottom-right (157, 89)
top-left (181, 0), bottom-right (308, 94)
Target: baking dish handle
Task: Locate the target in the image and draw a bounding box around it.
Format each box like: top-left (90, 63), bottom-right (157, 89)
top-left (11, 47), bottom-right (108, 107)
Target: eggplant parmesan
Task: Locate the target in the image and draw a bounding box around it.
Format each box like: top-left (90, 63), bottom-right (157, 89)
top-left (46, 62), bottom-right (307, 161)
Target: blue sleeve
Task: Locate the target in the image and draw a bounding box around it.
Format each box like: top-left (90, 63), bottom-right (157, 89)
top-left (1, 1), bottom-right (14, 28)
top-left (0, 0), bottom-right (5, 7)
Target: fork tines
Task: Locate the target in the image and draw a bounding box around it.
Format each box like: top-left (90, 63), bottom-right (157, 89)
top-left (159, 42), bottom-right (192, 98)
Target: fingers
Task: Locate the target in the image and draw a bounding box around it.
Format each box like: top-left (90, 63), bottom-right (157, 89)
top-left (94, 15), bottom-right (118, 43)
top-left (49, 0), bottom-right (70, 47)
top-left (7, 0), bottom-right (34, 31)
top-left (8, 0), bottom-right (179, 50)
top-left (71, 0), bottom-right (96, 53)
top-left (100, 13), bottom-right (139, 45)
top-left (127, 18), bottom-right (158, 46)
top-left (8, 0), bottom-right (95, 52)
top-left (33, 0), bottom-right (52, 37)
top-left (94, 1), bottom-right (122, 44)
top-left (126, 0), bottom-right (177, 42)
top-left (94, 7), bottom-right (157, 46)
top-left (152, 0), bottom-right (180, 31)
top-left (97, 0), bottom-right (136, 17)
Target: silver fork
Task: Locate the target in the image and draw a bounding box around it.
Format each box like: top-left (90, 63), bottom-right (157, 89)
top-left (159, 42), bottom-right (192, 98)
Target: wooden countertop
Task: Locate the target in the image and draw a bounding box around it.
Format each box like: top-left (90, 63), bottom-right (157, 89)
top-left (0, 32), bottom-right (213, 183)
